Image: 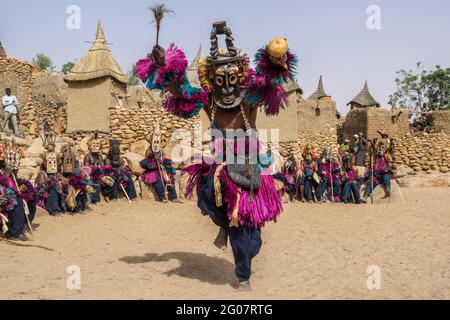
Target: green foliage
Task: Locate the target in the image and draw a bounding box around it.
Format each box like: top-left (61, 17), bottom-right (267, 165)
top-left (127, 64), bottom-right (141, 86)
top-left (33, 53), bottom-right (55, 72)
top-left (61, 62), bottom-right (75, 75)
top-left (390, 62), bottom-right (450, 112)
top-left (422, 66), bottom-right (450, 111)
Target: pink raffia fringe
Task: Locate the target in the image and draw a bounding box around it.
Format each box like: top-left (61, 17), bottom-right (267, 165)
top-left (141, 171), bottom-right (159, 185)
top-left (136, 43), bottom-right (188, 85)
top-left (183, 161), bottom-right (283, 228)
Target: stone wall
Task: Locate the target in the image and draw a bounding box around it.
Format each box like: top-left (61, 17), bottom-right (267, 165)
top-left (341, 107), bottom-right (410, 142)
top-left (108, 90), bottom-right (198, 153)
top-left (426, 110), bottom-right (450, 134)
top-left (0, 56), bottom-right (34, 134)
top-left (296, 98), bottom-right (338, 157)
top-left (393, 132), bottom-right (450, 173)
top-left (32, 75), bottom-right (68, 135)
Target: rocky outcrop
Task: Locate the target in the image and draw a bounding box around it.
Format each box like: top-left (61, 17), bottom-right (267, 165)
top-left (397, 173), bottom-right (450, 188)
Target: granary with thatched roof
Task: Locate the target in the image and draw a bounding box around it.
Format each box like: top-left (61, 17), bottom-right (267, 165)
top-left (340, 80), bottom-right (410, 142)
top-left (308, 75), bottom-right (331, 103)
top-left (65, 21), bottom-right (128, 133)
top-left (347, 80), bottom-right (380, 110)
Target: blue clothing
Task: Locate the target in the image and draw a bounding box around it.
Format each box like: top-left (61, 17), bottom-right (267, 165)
top-left (342, 181), bottom-right (361, 204)
top-left (153, 175), bottom-right (177, 202)
top-left (197, 175), bottom-right (262, 281)
top-left (6, 198), bottom-right (25, 238)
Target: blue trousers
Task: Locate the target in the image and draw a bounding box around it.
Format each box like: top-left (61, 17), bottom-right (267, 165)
top-left (103, 175), bottom-right (137, 201)
top-left (46, 188), bottom-right (65, 215)
top-left (27, 199), bottom-right (36, 223)
top-left (6, 199), bottom-right (25, 238)
top-left (364, 174), bottom-right (391, 198)
top-left (90, 185), bottom-right (101, 204)
top-left (153, 176), bottom-right (177, 201)
top-left (316, 177), bottom-right (341, 201)
top-left (198, 175), bottom-right (262, 281)
top-left (342, 181), bottom-right (361, 203)
top-left (304, 178), bottom-right (315, 201)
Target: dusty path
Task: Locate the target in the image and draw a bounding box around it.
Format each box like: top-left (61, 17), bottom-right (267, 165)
top-left (1, 188), bottom-right (449, 300)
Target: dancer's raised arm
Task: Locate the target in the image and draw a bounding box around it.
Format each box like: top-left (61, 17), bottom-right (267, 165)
top-left (136, 44), bottom-right (209, 119)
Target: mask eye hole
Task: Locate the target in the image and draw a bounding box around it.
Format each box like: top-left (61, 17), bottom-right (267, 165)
top-left (229, 74), bottom-right (238, 85)
top-left (215, 76), bottom-right (224, 86)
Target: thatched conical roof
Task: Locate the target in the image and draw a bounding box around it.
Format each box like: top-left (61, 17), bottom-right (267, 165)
top-left (65, 21), bottom-right (128, 84)
top-left (0, 41), bottom-right (6, 57)
top-left (308, 75), bottom-right (330, 101)
top-left (187, 46), bottom-right (202, 88)
top-left (347, 80), bottom-right (380, 107)
top-left (308, 75), bottom-right (329, 100)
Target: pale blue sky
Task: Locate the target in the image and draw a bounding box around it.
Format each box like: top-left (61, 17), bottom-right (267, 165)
top-left (1, 0), bottom-right (449, 114)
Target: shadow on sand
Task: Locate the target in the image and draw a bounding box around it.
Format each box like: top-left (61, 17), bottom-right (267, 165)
top-left (119, 252), bottom-right (237, 287)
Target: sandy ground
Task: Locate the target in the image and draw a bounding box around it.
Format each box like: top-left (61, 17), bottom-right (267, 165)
top-left (0, 187), bottom-right (449, 300)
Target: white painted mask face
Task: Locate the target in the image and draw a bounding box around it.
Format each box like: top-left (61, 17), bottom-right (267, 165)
top-left (47, 153), bottom-right (58, 174)
top-left (152, 132), bottom-right (161, 153)
top-left (91, 140), bottom-right (101, 153)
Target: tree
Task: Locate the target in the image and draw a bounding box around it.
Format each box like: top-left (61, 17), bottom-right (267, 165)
top-left (389, 62), bottom-right (426, 112)
top-left (33, 53), bottom-right (55, 73)
top-left (389, 63), bottom-right (450, 112)
top-left (422, 66), bottom-right (450, 111)
top-left (61, 62), bottom-right (75, 75)
top-left (127, 64), bottom-right (141, 86)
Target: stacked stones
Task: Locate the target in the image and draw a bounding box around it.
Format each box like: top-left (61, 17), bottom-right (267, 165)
top-left (393, 132), bottom-right (450, 174)
top-left (32, 75), bottom-right (68, 135)
top-left (298, 126), bottom-right (339, 156)
top-left (108, 91), bottom-right (197, 153)
top-left (0, 56), bottom-right (34, 135)
top-left (279, 141), bottom-right (300, 159)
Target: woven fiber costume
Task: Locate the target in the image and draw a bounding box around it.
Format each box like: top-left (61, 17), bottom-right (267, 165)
top-left (137, 21), bottom-right (298, 286)
top-left (140, 122), bottom-right (178, 202)
top-left (316, 146), bottom-right (342, 203)
top-left (363, 133), bottom-right (395, 200)
top-left (84, 131), bottom-right (106, 204)
top-left (38, 132), bottom-right (66, 215)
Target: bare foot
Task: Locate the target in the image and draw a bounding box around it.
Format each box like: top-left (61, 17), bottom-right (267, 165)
top-left (213, 228), bottom-right (228, 251)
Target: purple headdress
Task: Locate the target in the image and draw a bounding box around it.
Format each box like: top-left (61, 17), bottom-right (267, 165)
top-left (244, 47), bottom-right (298, 116)
top-left (136, 44), bottom-right (208, 119)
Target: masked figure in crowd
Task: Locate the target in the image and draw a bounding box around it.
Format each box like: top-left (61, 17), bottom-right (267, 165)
top-left (340, 151), bottom-right (362, 204)
top-left (0, 169), bottom-right (31, 241)
top-left (60, 143), bottom-right (78, 178)
top-left (4, 138), bottom-right (25, 178)
top-left (274, 155), bottom-right (300, 202)
top-left (316, 146), bottom-right (342, 203)
top-left (84, 132), bottom-right (106, 204)
top-left (140, 122), bottom-right (180, 203)
top-left (301, 144), bottom-right (319, 203)
top-left (103, 140), bottom-right (137, 202)
top-left (39, 132), bottom-right (66, 215)
top-left (84, 131), bottom-right (105, 167)
top-left (137, 20), bottom-right (297, 289)
top-left (363, 133), bottom-right (395, 200)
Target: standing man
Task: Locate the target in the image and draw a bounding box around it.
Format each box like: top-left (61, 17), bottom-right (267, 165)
top-left (2, 88), bottom-right (24, 138)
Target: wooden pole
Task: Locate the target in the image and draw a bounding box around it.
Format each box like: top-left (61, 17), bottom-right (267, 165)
top-left (120, 183), bottom-right (132, 204)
